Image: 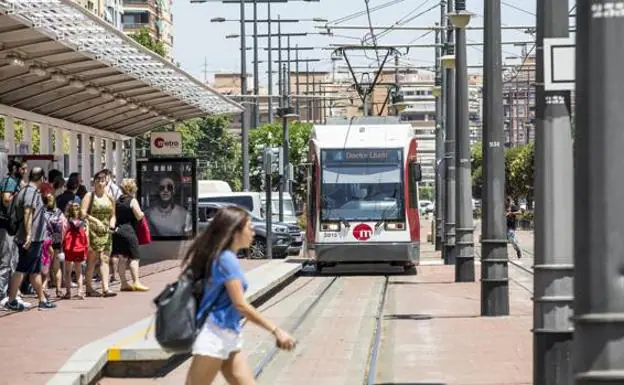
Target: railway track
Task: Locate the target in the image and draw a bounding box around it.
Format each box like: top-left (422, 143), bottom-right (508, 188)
top-left (251, 273), bottom-right (393, 385)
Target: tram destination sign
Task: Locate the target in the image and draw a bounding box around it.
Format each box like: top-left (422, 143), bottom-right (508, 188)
top-left (323, 148), bottom-right (401, 163)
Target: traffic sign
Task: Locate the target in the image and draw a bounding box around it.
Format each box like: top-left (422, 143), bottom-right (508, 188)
top-left (543, 37), bottom-right (575, 91)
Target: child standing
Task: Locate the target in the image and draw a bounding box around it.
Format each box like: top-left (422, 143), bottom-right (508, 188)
top-left (43, 193), bottom-right (67, 298)
top-left (63, 203), bottom-right (89, 299)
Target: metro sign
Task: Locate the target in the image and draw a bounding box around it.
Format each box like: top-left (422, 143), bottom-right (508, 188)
top-left (353, 223), bottom-right (373, 241)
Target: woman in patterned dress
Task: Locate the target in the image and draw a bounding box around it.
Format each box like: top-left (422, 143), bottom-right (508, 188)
top-left (81, 171), bottom-right (117, 298)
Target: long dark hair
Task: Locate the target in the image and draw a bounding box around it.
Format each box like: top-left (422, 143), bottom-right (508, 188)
top-left (182, 206), bottom-right (249, 281)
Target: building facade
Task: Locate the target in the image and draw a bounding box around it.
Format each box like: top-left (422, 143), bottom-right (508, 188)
top-left (122, 0), bottom-right (174, 60)
top-left (503, 56), bottom-right (536, 147)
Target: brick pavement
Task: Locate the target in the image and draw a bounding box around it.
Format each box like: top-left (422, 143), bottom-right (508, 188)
top-left (98, 276), bottom-right (335, 385)
top-left (377, 264), bottom-right (532, 385)
top-left (0, 259), bottom-right (266, 385)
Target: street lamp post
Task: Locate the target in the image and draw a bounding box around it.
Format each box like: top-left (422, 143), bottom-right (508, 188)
top-left (441, 0), bottom-right (456, 266)
top-left (480, 0), bottom-right (509, 316)
top-left (533, 0), bottom-right (574, 383)
top-left (437, 1), bottom-right (447, 255)
top-left (449, 1), bottom-right (475, 282)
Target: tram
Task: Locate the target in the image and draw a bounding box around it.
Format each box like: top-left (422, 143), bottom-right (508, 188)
top-left (304, 117), bottom-right (423, 272)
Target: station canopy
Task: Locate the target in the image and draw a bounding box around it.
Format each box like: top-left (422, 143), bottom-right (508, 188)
top-left (0, 0), bottom-right (243, 137)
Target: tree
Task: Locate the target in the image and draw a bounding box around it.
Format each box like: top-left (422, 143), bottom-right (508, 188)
top-left (471, 142), bottom-right (483, 199)
top-left (249, 122), bottom-right (314, 203)
top-left (129, 28), bottom-right (166, 57)
top-left (508, 142), bottom-right (535, 206)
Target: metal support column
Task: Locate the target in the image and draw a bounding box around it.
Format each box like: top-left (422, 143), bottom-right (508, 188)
top-left (443, 0), bottom-right (457, 265)
top-left (533, 0), bottom-right (574, 383)
top-left (574, 0), bottom-right (624, 382)
top-left (480, 0), bottom-right (509, 316)
top-left (295, 45), bottom-right (300, 116)
top-left (453, 0), bottom-right (475, 282)
top-left (437, 2), bottom-right (447, 255)
top-left (252, 0), bottom-right (259, 128)
top-left (277, 15), bottom-right (282, 106)
top-left (240, 0), bottom-right (249, 191)
top-left (267, 3), bottom-right (273, 123)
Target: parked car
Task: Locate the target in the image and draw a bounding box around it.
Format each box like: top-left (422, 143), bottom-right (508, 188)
top-left (198, 202), bottom-right (292, 259)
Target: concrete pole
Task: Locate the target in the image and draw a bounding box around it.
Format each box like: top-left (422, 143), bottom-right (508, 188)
top-left (480, 0), bottom-right (509, 316)
top-left (252, 0), bottom-right (259, 128)
top-left (267, 3), bottom-right (273, 123)
top-left (453, 0), bottom-right (475, 282)
top-left (240, 0), bottom-right (249, 191)
top-left (533, 0), bottom-right (574, 383)
top-left (443, 0), bottom-right (457, 265)
top-left (437, 2), bottom-right (447, 256)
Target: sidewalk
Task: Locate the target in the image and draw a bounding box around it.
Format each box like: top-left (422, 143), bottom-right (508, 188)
top-left (0, 259), bottom-right (266, 385)
top-left (378, 255), bottom-right (532, 384)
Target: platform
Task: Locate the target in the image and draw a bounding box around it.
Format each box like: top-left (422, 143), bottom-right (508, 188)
top-left (43, 259), bottom-right (302, 385)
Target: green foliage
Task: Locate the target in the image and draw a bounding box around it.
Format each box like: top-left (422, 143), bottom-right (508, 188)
top-left (471, 142), bottom-right (483, 199)
top-left (249, 122), bottom-right (314, 202)
top-left (419, 186), bottom-right (434, 201)
top-left (507, 142), bottom-right (534, 202)
top-left (470, 142), bottom-right (535, 203)
top-left (129, 28), bottom-right (166, 57)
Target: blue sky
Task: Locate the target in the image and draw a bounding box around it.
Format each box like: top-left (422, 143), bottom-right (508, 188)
top-left (171, 0), bottom-right (539, 85)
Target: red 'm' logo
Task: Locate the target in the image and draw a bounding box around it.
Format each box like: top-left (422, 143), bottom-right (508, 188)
top-left (154, 137), bottom-right (165, 148)
top-left (353, 223), bottom-right (373, 241)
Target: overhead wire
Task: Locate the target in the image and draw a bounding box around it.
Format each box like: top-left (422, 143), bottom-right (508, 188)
top-left (328, 0), bottom-right (409, 25)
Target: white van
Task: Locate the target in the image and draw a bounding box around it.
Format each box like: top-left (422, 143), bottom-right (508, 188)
top-left (198, 192), bottom-right (263, 218)
top-left (198, 180), bottom-right (232, 195)
top-left (261, 192), bottom-right (298, 225)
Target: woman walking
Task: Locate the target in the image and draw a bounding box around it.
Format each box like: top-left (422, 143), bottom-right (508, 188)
top-left (81, 171), bottom-right (117, 297)
top-left (183, 206), bottom-right (296, 385)
top-left (111, 178), bottom-right (149, 292)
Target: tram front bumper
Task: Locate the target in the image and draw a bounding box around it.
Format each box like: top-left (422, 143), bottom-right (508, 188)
top-left (315, 241), bottom-right (420, 264)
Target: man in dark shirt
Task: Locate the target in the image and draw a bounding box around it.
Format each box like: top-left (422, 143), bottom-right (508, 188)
top-left (56, 177), bottom-right (80, 214)
top-left (506, 196), bottom-right (522, 258)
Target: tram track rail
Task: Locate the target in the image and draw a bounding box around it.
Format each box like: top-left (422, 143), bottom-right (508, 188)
top-left (365, 275), bottom-right (390, 385)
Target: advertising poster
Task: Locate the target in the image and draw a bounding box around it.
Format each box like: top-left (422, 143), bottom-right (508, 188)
top-left (137, 157), bottom-right (197, 241)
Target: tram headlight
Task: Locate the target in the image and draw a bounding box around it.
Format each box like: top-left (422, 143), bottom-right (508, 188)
top-left (321, 222), bottom-right (341, 231)
top-left (384, 222), bottom-right (405, 231)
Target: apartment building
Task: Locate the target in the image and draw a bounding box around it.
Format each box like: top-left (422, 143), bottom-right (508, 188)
top-left (503, 56), bottom-right (536, 147)
top-left (122, 0), bottom-right (174, 60)
top-left (73, 0), bottom-right (104, 17)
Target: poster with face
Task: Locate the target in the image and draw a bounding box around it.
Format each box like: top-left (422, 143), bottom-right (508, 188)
top-left (137, 158), bottom-right (197, 240)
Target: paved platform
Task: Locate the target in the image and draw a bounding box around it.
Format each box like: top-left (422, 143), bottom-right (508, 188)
top-left (377, 242), bottom-right (532, 385)
top-left (0, 258), bottom-right (267, 385)
top-left (45, 259), bottom-right (302, 385)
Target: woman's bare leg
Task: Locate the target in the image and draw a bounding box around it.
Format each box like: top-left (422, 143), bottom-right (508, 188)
top-left (185, 355), bottom-right (223, 385)
top-left (85, 251), bottom-right (97, 293)
top-left (221, 351), bottom-right (256, 385)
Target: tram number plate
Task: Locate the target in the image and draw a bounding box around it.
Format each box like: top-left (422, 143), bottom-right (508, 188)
top-left (322, 232), bottom-right (339, 238)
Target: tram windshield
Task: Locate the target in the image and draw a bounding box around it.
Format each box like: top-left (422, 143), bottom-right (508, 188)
top-left (320, 148), bottom-right (405, 222)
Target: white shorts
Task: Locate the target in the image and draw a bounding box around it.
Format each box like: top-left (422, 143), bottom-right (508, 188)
top-left (192, 319), bottom-right (243, 359)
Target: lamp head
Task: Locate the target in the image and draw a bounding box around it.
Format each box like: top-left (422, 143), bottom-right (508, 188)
top-left (448, 11), bottom-right (473, 28)
top-left (440, 55), bottom-right (456, 69)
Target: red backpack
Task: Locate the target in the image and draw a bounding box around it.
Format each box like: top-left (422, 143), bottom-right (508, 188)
top-left (63, 221), bottom-right (88, 253)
